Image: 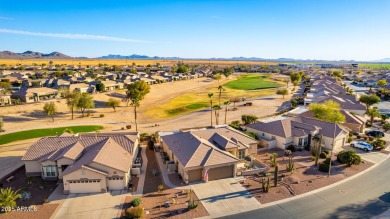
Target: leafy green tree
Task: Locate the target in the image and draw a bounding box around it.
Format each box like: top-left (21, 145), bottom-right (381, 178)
top-left (241, 114), bottom-right (258, 124)
top-left (208, 93), bottom-right (214, 127)
top-left (222, 67), bottom-right (233, 79)
top-left (43, 102), bottom-right (57, 122)
top-left (176, 64), bottom-right (189, 74)
top-left (366, 107), bottom-right (380, 124)
top-left (0, 81), bottom-right (11, 94)
top-left (214, 74), bottom-right (222, 83)
top-left (224, 100), bottom-right (231, 124)
top-left (377, 79), bottom-right (387, 87)
top-left (308, 100), bottom-right (346, 177)
top-left (76, 93), bottom-right (95, 117)
top-left (125, 81), bottom-right (151, 131)
top-left (359, 94), bottom-right (380, 109)
top-left (276, 88), bottom-right (289, 98)
top-left (0, 188), bottom-right (21, 213)
top-left (289, 72), bottom-right (302, 84)
top-left (330, 69), bottom-right (343, 78)
top-left (66, 92), bottom-right (81, 120)
top-left (96, 83), bottom-right (105, 92)
top-left (105, 98), bottom-right (120, 112)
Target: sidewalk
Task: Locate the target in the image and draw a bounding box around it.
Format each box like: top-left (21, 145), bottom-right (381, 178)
top-left (154, 150), bottom-right (189, 189)
top-left (134, 144), bottom-right (148, 195)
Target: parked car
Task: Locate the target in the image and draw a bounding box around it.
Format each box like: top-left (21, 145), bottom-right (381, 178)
top-left (365, 130), bottom-right (385, 138)
top-left (350, 141), bottom-right (373, 152)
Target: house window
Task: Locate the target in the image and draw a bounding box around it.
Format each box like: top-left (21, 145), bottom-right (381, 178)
top-left (43, 166), bottom-right (57, 177)
top-left (238, 150), bottom-right (245, 159)
top-left (271, 136), bottom-right (276, 140)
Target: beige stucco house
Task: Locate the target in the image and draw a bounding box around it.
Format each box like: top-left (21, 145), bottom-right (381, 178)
top-left (159, 126), bottom-right (259, 184)
top-left (246, 116), bottom-right (350, 151)
top-left (22, 132), bottom-right (139, 194)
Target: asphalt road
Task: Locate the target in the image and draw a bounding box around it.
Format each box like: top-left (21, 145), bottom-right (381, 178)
top-left (220, 158), bottom-right (390, 219)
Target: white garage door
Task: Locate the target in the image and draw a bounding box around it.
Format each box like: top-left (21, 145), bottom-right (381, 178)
top-left (69, 180), bottom-right (101, 193)
top-left (108, 177), bottom-right (124, 190)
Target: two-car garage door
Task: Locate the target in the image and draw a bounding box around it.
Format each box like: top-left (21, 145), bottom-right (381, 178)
top-left (69, 180), bottom-right (101, 193)
top-left (208, 165), bottom-right (234, 181)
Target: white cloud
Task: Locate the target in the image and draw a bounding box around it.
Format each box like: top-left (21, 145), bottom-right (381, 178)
top-left (0, 17), bottom-right (14, 20)
top-left (0, 28), bottom-right (150, 43)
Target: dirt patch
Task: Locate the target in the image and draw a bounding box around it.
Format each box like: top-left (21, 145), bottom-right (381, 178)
top-left (0, 167), bottom-right (58, 218)
top-left (0, 167), bottom-right (57, 206)
top-left (241, 149), bottom-right (374, 204)
top-left (120, 189), bottom-right (208, 219)
top-left (0, 204), bottom-right (58, 219)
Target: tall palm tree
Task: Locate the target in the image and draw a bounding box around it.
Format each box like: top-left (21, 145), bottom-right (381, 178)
top-left (218, 85), bottom-right (223, 105)
top-left (224, 100), bottom-right (231, 124)
top-left (213, 105), bottom-right (222, 125)
top-left (208, 93), bottom-right (214, 127)
top-left (366, 107), bottom-right (380, 124)
top-left (0, 188), bottom-right (21, 213)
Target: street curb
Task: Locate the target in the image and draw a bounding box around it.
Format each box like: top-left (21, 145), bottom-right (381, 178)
top-left (201, 152), bottom-right (390, 218)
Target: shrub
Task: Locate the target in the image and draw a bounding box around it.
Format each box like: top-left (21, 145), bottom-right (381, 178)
top-left (125, 206), bottom-right (144, 218)
top-left (147, 140), bottom-right (154, 150)
top-left (284, 150), bottom-right (292, 157)
top-left (140, 133), bottom-right (149, 142)
top-left (363, 136), bottom-right (368, 140)
top-left (131, 197), bottom-right (142, 207)
top-left (365, 121), bottom-right (372, 127)
top-left (99, 114), bottom-right (104, 117)
top-left (323, 158), bottom-right (333, 165)
top-left (229, 120), bottom-right (242, 130)
top-left (372, 138), bottom-right (386, 150)
top-left (356, 135), bottom-right (361, 139)
top-left (323, 150), bottom-right (330, 155)
top-left (337, 150), bottom-right (361, 166)
top-left (158, 185), bottom-right (164, 192)
top-left (286, 145), bottom-right (296, 152)
top-left (244, 131), bottom-right (259, 140)
top-left (318, 163), bottom-right (330, 172)
top-left (347, 136), bottom-right (353, 143)
top-left (311, 156), bottom-right (316, 161)
top-left (368, 136), bottom-right (375, 141)
top-left (188, 199), bottom-right (198, 210)
top-left (383, 123), bottom-right (390, 131)
top-left (86, 112), bottom-right (91, 117)
top-left (126, 125), bottom-right (132, 129)
top-left (319, 152), bottom-right (327, 159)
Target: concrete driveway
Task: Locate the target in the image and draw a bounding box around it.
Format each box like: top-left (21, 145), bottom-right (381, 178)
top-left (50, 187), bottom-right (126, 219)
top-left (190, 178), bottom-right (261, 216)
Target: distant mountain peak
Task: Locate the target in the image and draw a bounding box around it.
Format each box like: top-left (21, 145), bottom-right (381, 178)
top-left (0, 50), bottom-right (72, 59)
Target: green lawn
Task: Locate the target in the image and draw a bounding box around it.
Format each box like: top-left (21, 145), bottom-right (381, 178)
top-left (0, 125), bottom-right (104, 145)
top-left (359, 63), bottom-right (390, 70)
top-left (224, 74), bottom-right (278, 90)
top-left (166, 103), bottom-right (208, 116)
top-left (185, 103), bottom-right (208, 109)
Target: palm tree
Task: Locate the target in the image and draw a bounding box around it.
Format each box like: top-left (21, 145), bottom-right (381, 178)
top-left (218, 85), bottom-right (223, 105)
top-left (224, 100), bottom-right (231, 124)
top-left (366, 107), bottom-right (380, 124)
top-left (208, 93), bottom-right (214, 127)
top-left (213, 105), bottom-right (222, 125)
top-left (0, 188), bottom-right (21, 213)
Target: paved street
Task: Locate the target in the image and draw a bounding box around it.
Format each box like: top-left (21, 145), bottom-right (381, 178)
top-left (191, 178), bottom-right (261, 216)
top-left (220, 156), bottom-right (390, 219)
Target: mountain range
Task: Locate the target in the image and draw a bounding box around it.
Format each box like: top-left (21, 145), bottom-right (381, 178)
top-left (0, 51), bottom-right (389, 63)
top-left (0, 51), bottom-right (72, 59)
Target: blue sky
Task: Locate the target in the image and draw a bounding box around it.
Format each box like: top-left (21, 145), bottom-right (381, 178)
top-left (0, 0), bottom-right (389, 60)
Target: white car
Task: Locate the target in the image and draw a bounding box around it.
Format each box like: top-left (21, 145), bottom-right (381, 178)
top-left (350, 141), bottom-right (373, 152)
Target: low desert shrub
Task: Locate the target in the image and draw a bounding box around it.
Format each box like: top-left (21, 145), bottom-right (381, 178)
top-left (311, 156), bottom-right (316, 161)
top-left (99, 114), bottom-right (104, 117)
top-left (286, 145), bottom-right (296, 152)
top-left (372, 138), bottom-right (386, 150)
top-left (125, 206), bottom-right (144, 218)
top-left (188, 199), bottom-right (198, 210)
top-left (126, 125), bottom-right (132, 129)
top-left (323, 150), bottom-right (330, 155)
top-left (347, 136), bottom-right (353, 143)
top-left (284, 150), bottom-right (292, 157)
top-left (337, 150), bottom-right (361, 166)
top-left (319, 152), bottom-right (327, 159)
top-left (383, 123), bottom-right (390, 131)
top-left (318, 163), bottom-right (329, 172)
top-left (323, 158), bottom-right (333, 165)
top-left (131, 197), bottom-right (142, 207)
top-left (356, 135), bottom-right (361, 139)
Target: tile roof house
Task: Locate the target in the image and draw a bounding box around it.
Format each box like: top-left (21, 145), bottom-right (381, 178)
top-left (159, 126), bottom-right (258, 184)
top-left (246, 115), bottom-right (350, 151)
top-left (22, 132), bottom-right (139, 194)
top-left (11, 87), bottom-right (59, 103)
